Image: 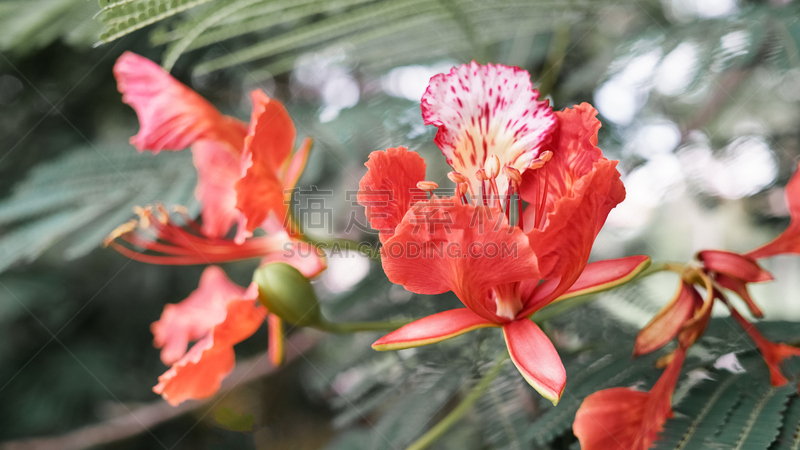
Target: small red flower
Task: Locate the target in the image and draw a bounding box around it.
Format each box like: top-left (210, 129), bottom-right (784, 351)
top-left (110, 54), bottom-right (326, 404)
top-left (361, 62), bottom-right (647, 404)
top-left (112, 52), bottom-right (312, 242)
top-left (151, 266), bottom-right (266, 405)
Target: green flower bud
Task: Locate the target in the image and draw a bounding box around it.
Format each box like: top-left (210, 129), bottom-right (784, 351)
top-left (253, 262), bottom-right (321, 327)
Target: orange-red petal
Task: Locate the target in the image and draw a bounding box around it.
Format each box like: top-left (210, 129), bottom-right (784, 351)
top-left (748, 162), bottom-right (800, 259)
top-left (520, 104), bottom-right (625, 307)
top-left (357, 147), bottom-right (427, 242)
top-left (528, 256), bottom-right (650, 311)
top-left (153, 295), bottom-right (266, 405)
top-left (381, 201), bottom-right (539, 321)
top-left (574, 346), bottom-right (686, 450)
top-left (151, 266), bottom-right (250, 365)
top-left (235, 90), bottom-right (296, 240)
top-left (113, 51), bottom-right (246, 153)
top-left (502, 319), bottom-right (566, 404)
top-left (698, 250), bottom-right (772, 282)
top-left (634, 281), bottom-right (701, 357)
top-left (191, 139), bottom-right (246, 238)
top-left (715, 272), bottom-right (764, 318)
top-left (372, 308), bottom-right (498, 351)
top-left (729, 305), bottom-right (800, 387)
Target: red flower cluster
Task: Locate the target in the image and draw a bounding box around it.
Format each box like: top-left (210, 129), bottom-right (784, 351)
top-left (107, 53), bottom-right (325, 405)
top-left (574, 164), bottom-right (800, 449)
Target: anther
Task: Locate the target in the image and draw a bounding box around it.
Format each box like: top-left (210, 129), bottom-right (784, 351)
top-left (503, 166), bottom-right (522, 185)
top-left (416, 181), bottom-right (438, 191)
top-left (103, 220), bottom-right (138, 247)
top-left (132, 205), bottom-right (151, 229)
top-left (484, 155), bottom-right (500, 179)
top-left (447, 171), bottom-right (467, 184)
top-left (456, 182), bottom-right (468, 205)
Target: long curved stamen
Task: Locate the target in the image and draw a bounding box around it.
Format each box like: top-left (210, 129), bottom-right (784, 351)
top-left (448, 171), bottom-right (469, 205)
top-left (484, 155), bottom-right (501, 209)
top-left (417, 181), bottom-right (439, 234)
top-left (476, 169), bottom-right (489, 206)
top-left (503, 166), bottom-right (522, 228)
top-left (525, 151), bottom-right (552, 230)
top-left (456, 182), bottom-right (468, 205)
top-left (104, 204), bottom-right (286, 265)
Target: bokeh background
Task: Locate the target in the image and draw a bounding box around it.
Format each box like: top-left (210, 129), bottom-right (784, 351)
top-left (1, 0), bottom-right (800, 448)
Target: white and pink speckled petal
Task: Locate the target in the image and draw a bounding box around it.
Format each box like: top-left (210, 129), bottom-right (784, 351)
top-left (421, 61), bottom-right (555, 198)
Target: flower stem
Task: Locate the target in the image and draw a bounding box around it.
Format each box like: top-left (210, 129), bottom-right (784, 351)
top-left (405, 354), bottom-right (508, 450)
top-left (317, 318), bottom-right (411, 333)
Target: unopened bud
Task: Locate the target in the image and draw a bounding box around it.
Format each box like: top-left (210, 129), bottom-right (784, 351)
top-left (503, 166), bottom-right (522, 184)
top-left (484, 155), bottom-right (500, 179)
top-left (447, 171), bottom-right (467, 184)
top-left (253, 262), bottom-right (321, 327)
top-left (416, 181), bottom-right (439, 191)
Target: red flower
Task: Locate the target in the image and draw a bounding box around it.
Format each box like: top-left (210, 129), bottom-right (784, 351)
top-left (114, 52), bottom-right (309, 240)
top-left (110, 54), bottom-right (326, 404)
top-left (361, 62), bottom-right (647, 404)
top-left (110, 52), bottom-right (317, 256)
top-left (574, 346), bottom-right (686, 450)
top-left (151, 266), bottom-right (266, 405)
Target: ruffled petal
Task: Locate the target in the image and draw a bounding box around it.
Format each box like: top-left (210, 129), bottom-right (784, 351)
top-left (574, 347), bottom-right (686, 450)
top-left (519, 103), bottom-right (606, 224)
top-left (502, 319), bottom-right (566, 404)
top-left (729, 306), bottom-right (800, 387)
top-left (153, 294), bottom-right (266, 405)
top-left (357, 147), bottom-right (427, 242)
top-left (519, 159), bottom-right (624, 315)
top-left (235, 90), bottom-right (296, 240)
top-left (748, 162), bottom-right (800, 259)
top-left (519, 105), bottom-right (625, 309)
top-left (151, 266), bottom-right (249, 365)
top-left (153, 339), bottom-right (234, 406)
top-left (381, 200), bottom-right (538, 321)
top-left (698, 250), bottom-right (772, 283)
top-left (421, 61), bottom-right (555, 199)
top-left (634, 281), bottom-right (702, 357)
top-left (114, 52), bottom-right (246, 153)
top-left (372, 308), bottom-right (498, 351)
